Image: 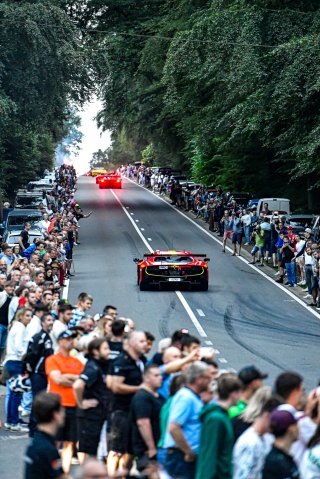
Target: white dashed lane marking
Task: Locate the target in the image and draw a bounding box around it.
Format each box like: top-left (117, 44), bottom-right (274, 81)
top-left (111, 189), bottom-right (208, 338)
top-left (196, 309), bottom-right (205, 317)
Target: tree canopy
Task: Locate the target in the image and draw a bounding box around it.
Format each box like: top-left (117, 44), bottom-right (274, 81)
top-left (83, 0), bottom-right (320, 209)
top-left (0, 0), bottom-right (92, 199)
top-left (2, 0), bottom-right (320, 209)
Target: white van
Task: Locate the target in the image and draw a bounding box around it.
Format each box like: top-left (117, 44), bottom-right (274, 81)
top-left (257, 198), bottom-right (291, 215)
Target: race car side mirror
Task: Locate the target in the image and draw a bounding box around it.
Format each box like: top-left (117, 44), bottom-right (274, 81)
top-left (133, 258), bottom-right (141, 263)
top-left (204, 258), bottom-right (210, 262)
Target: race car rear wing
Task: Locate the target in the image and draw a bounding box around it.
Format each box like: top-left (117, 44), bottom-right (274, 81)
top-left (143, 253), bottom-right (208, 257)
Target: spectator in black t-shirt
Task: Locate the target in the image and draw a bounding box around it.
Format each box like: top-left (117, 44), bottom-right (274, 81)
top-left (108, 319), bottom-right (125, 361)
top-left (73, 338), bottom-right (111, 460)
top-left (19, 222), bottom-right (31, 252)
top-left (131, 364), bottom-right (165, 472)
top-left (107, 331), bottom-right (147, 476)
top-left (262, 409), bottom-right (300, 479)
top-left (24, 392), bottom-right (65, 479)
top-left (26, 313), bottom-right (54, 437)
top-left (280, 236), bottom-right (296, 287)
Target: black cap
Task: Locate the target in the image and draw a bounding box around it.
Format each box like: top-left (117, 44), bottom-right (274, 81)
top-left (57, 329), bottom-right (77, 341)
top-left (238, 366), bottom-right (268, 386)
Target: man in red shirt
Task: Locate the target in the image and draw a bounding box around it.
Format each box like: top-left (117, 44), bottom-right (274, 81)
top-left (45, 329), bottom-right (84, 474)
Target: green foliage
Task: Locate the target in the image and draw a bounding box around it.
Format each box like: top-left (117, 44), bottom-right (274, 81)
top-left (141, 144), bottom-right (156, 166)
top-left (82, 0), bottom-right (320, 207)
top-left (3, 0), bottom-right (320, 208)
top-left (90, 149), bottom-right (109, 169)
top-left (0, 0), bottom-right (92, 199)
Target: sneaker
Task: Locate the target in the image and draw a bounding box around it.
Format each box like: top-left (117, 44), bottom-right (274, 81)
top-left (316, 307), bottom-right (320, 311)
top-left (20, 409), bottom-right (30, 417)
top-left (276, 277), bottom-right (283, 283)
top-left (18, 405), bottom-right (23, 413)
top-left (10, 424), bottom-right (29, 432)
top-left (303, 294), bottom-right (312, 299)
top-left (274, 271), bottom-right (280, 276)
top-left (257, 263), bottom-right (264, 267)
top-left (244, 243), bottom-right (249, 246)
top-left (248, 261), bottom-right (255, 264)
top-left (3, 422), bottom-right (12, 430)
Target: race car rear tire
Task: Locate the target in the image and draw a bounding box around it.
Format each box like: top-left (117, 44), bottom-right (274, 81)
top-left (139, 281), bottom-right (148, 291)
top-left (198, 281), bottom-right (208, 291)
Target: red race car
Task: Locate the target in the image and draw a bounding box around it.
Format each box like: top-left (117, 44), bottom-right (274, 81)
top-left (98, 174), bottom-right (122, 189)
top-left (134, 250), bottom-right (210, 291)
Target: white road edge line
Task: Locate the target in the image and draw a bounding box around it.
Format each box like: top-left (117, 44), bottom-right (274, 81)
top-left (127, 178), bottom-right (320, 321)
top-left (111, 189), bottom-right (207, 338)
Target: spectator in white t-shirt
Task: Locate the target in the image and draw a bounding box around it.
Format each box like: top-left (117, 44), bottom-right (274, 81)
top-left (51, 302), bottom-right (74, 352)
top-left (233, 397), bottom-right (281, 479)
top-left (241, 209), bottom-right (252, 245)
top-left (300, 423), bottom-right (320, 479)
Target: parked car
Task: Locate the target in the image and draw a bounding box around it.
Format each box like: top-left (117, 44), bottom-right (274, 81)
top-left (247, 198), bottom-right (259, 210)
top-left (256, 198), bottom-right (291, 215)
top-left (2, 228), bottom-right (44, 247)
top-left (311, 215), bottom-right (320, 242)
top-left (14, 191), bottom-right (44, 209)
top-left (26, 181), bottom-right (54, 192)
top-left (225, 192), bottom-right (253, 208)
top-left (284, 214), bottom-right (315, 235)
top-left (4, 209), bottom-right (43, 234)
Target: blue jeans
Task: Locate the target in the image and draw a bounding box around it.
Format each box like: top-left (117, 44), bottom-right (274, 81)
top-left (6, 360), bottom-right (24, 425)
top-left (244, 225), bottom-right (251, 244)
top-left (285, 262), bottom-right (296, 285)
top-left (165, 449), bottom-right (196, 479)
top-left (251, 245), bottom-right (264, 257)
top-left (157, 447), bottom-right (167, 468)
top-left (305, 265), bottom-right (313, 294)
top-left (0, 324), bottom-right (8, 359)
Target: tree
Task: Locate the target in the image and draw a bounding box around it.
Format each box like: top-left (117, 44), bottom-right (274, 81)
top-left (0, 0), bottom-right (92, 199)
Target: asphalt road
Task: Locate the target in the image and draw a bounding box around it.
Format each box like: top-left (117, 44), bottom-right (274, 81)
top-left (1, 175), bottom-right (319, 477)
top-left (69, 177), bottom-right (320, 388)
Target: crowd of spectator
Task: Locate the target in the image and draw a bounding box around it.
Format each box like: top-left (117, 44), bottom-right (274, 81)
top-left (0, 164), bottom-right (89, 432)
top-left (1, 165), bottom-right (319, 479)
top-left (17, 313), bottom-right (320, 479)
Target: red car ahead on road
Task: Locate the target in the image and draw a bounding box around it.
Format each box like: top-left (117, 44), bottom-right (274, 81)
top-left (97, 174), bottom-right (122, 189)
top-left (134, 250), bottom-right (210, 291)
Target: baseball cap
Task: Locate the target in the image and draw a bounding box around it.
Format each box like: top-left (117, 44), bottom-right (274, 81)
top-left (305, 228), bottom-right (312, 234)
top-left (269, 409), bottom-right (297, 435)
top-left (57, 329), bottom-right (77, 341)
top-left (238, 366), bottom-right (268, 385)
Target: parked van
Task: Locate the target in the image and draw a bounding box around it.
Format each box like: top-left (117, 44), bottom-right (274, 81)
top-left (256, 198), bottom-right (291, 215)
